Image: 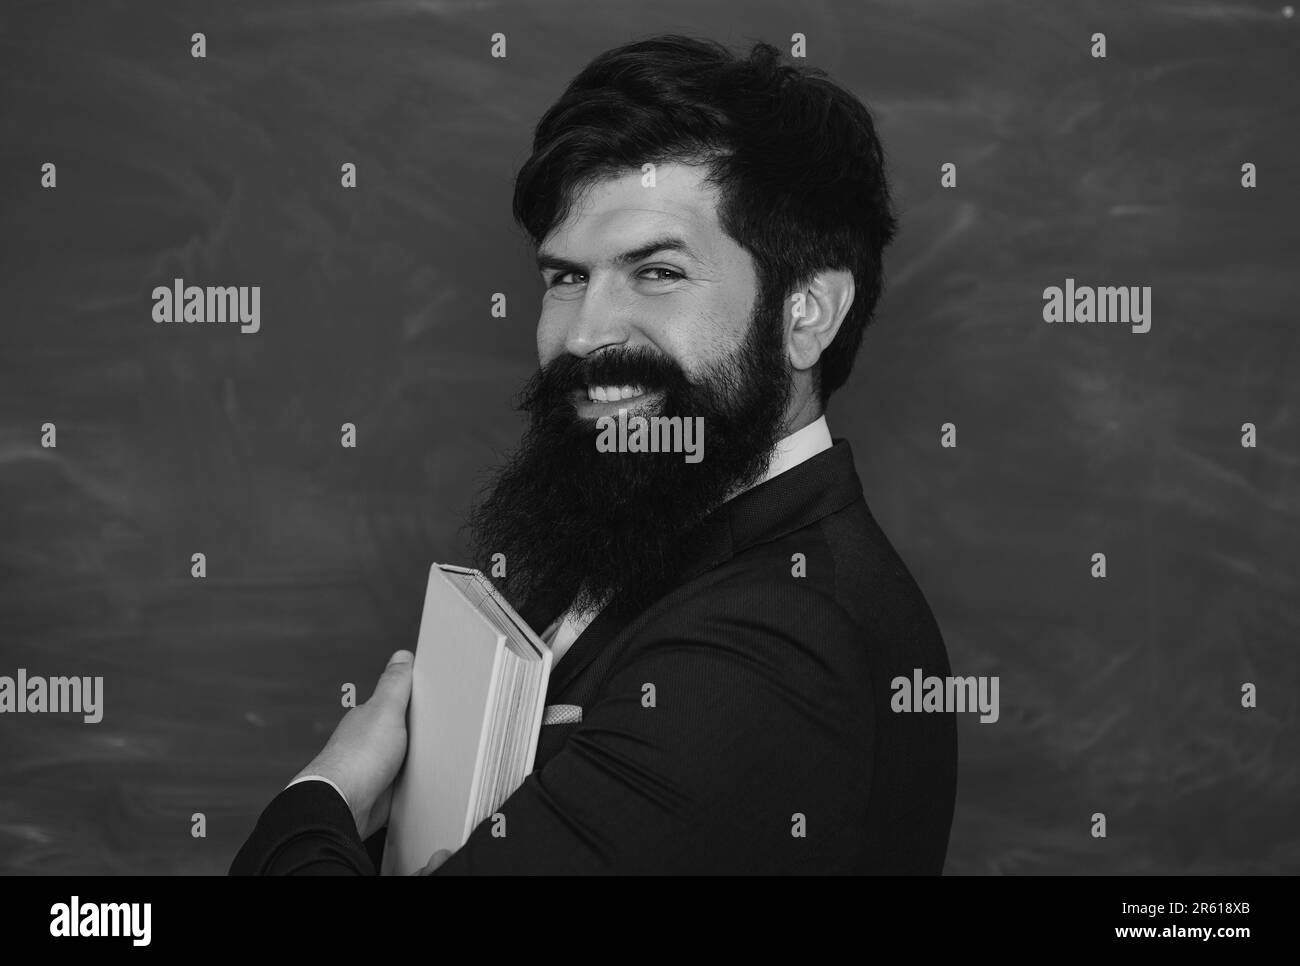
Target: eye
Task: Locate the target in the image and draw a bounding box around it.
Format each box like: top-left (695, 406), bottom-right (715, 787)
top-left (546, 271), bottom-right (586, 288)
top-left (639, 267), bottom-right (684, 282)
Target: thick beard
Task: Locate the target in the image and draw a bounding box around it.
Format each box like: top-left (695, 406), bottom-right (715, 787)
top-left (467, 294), bottom-right (793, 622)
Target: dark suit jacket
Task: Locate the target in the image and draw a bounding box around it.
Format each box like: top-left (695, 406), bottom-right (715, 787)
top-left (230, 438), bottom-right (957, 874)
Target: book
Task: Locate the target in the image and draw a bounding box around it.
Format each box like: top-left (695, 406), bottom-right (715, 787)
top-left (380, 563), bottom-right (553, 876)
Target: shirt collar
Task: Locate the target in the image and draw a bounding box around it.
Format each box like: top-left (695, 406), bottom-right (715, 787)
top-left (757, 414), bottom-right (833, 486)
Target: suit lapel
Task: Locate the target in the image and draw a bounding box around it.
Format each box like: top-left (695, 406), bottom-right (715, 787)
top-left (533, 440), bottom-right (865, 701)
top-left (541, 507), bottom-right (736, 700)
top-left (542, 597), bottom-right (629, 700)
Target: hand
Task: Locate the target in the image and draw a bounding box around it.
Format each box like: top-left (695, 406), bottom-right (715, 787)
top-left (413, 849), bottom-right (452, 876)
top-left (294, 650), bottom-right (414, 840)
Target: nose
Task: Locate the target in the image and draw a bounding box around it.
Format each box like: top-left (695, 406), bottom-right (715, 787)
top-left (561, 279), bottom-right (633, 359)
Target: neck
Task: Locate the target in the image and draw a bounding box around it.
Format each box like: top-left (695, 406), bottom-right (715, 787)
top-left (781, 390), bottom-right (823, 439)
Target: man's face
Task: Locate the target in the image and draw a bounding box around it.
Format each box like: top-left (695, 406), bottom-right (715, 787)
top-left (469, 162), bottom-right (793, 618)
top-left (534, 162), bottom-right (762, 420)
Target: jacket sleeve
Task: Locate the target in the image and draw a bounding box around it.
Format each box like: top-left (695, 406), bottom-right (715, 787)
top-left (228, 778), bottom-right (378, 875)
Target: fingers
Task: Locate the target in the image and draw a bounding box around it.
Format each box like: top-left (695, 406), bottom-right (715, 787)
top-left (369, 650), bottom-right (414, 709)
top-left (415, 849), bottom-right (452, 875)
top-left (359, 784), bottom-right (393, 841)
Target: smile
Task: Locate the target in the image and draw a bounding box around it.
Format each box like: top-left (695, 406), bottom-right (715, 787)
top-left (586, 384), bottom-right (646, 403)
top-left (572, 385), bottom-right (662, 419)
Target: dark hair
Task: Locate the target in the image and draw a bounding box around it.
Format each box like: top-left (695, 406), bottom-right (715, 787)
top-left (512, 34), bottom-right (899, 407)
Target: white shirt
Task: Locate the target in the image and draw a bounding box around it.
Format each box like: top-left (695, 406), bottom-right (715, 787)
top-left (540, 414), bottom-right (833, 664)
top-left (288, 415), bottom-right (835, 809)
top-left (285, 773), bottom-right (351, 806)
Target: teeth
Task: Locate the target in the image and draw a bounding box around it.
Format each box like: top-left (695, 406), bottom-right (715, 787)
top-left (587, 385), bottom-right (646, 402)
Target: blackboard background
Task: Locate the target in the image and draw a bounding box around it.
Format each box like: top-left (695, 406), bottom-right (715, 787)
top-left (0, 0), bottom-right (1296, 874)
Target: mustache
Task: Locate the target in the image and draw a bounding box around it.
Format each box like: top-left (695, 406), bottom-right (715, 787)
top-left (521, 346), bottom-right (693, 410)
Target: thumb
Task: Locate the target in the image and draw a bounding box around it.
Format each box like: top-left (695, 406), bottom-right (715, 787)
top-left (369, 649), bottom-right (414, 708)
top-left (414, 849), bottom-right (452, 875)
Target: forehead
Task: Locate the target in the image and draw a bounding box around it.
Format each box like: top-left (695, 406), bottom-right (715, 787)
top-left (543, 162), bottom-right (728, 260)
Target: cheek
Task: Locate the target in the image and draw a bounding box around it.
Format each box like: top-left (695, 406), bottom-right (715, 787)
top-left (657, 317), bottom-right (738, 379)
top-left (535, 307), bottom-right (566, 364)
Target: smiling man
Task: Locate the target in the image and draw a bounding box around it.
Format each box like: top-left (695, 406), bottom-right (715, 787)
top-left (231, 34), bottom-right (956, 875)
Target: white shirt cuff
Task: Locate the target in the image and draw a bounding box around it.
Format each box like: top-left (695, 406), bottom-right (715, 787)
top-left (285, 774), bottom-right (350, 809)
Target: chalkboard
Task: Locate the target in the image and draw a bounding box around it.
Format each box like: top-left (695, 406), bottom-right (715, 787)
top-left (0, 0), bottom-right (1295, 875)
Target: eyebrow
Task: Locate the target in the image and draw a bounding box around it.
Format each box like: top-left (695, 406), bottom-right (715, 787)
top-left (535, 235), bottom-right (705, 275)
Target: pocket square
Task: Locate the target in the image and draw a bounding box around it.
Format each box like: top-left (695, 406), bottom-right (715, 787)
top-left (541, 704), bottom-right (582, 725)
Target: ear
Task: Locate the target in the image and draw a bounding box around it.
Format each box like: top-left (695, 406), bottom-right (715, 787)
top-left (785, 269), bottom-right (855, 372)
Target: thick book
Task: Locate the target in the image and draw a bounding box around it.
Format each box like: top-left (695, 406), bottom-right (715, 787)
top-left (380, 563), bottom-right (552, 876)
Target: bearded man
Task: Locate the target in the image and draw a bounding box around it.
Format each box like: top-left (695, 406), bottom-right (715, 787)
top-left (232, 34), bottom-right (956, 876)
